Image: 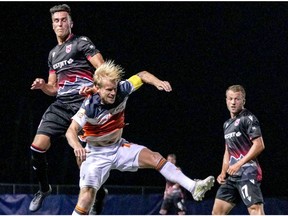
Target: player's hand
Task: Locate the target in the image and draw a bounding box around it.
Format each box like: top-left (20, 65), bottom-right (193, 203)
top-left (217, 173), bottom-right (227, 184)
top-left (31, 78), bottom-right (45, 90)
top-left (227, 163), bottom-right (241, 176)
top-left (79, 86), bottom-right (95, 96)
top-left (156, 80), bottom-right (172, 92)
top-left (74, 147), bottom-right (90, 168)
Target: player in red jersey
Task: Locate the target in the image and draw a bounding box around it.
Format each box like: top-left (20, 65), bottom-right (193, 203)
top-left (29, 4), bottom-right (106, 214)
top-left (212, 85), bottom-right (265, 215)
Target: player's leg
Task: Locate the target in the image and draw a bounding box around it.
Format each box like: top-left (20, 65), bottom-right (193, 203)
top-left (173, 194), bottom-right (186, 215)
top-left (212, 178), bottom-right (237, 215)
top-left (73, 187), bottom-right (97, 215)
top-left (159, 197), bottom-right (170, 215)
top-left (237, 180), bottom-right (265, 215)
top-left (138, 148), bottom-right (214, 201)
top-left (29, 101), bottom-right (79, 212)
top-left (89, 186), bottom-right (108, 215)
top-left (76, 144), bottom-right (112, 215)
top-left (29, 134), bottom-right (52, 212)
top-left (248, 203), bottom-right (265, 215)
top-left (212, 198), bottom-right (234, 215)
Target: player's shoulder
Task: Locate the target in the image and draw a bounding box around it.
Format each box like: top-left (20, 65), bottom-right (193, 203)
top-left (240, 109), bottom-right (257, 118)
top-left (239, 109), bottom-right (260, 125)
top-left (74, 35), bottom-right (93, 42)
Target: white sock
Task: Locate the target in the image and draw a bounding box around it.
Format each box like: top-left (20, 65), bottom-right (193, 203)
top-left (72, 210), bottom-right (81, 215)
top-left (159, 161), bottom-right (195, 192)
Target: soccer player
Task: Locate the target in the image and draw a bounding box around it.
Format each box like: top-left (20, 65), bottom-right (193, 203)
top-left (29, 4), bottom-right (107, 213)
top-left (65, 60), bottom-right (215, 215)
top-left (212, 85), bottom-right (265, 215)
top-left (159, 154), bottom-right (187, 215)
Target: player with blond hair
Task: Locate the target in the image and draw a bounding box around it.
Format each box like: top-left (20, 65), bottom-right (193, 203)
top-left (66, 60), bottom-right (215, 215)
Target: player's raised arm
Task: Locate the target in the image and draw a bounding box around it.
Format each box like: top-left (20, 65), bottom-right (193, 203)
top-left (137, 71), bottom-right (172, 92)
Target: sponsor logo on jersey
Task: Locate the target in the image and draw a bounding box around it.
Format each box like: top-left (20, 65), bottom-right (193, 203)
top-left (66, 44), bottom-right (72, 53)
top-left (53, 58), bottom-right (74, 69)
top-left (225, 131), bottom-right (242, 139)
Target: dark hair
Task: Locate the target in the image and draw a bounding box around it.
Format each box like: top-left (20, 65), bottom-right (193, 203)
top-left (167, 154), bottom-right (176, 159)
top-left (50, 4), bottom-right (72, 19)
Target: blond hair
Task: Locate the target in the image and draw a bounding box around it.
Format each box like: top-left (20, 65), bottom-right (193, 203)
top-left (94, 60), bottom-right (124, 87)
top-left (226, 85), bottom-right (246, 99)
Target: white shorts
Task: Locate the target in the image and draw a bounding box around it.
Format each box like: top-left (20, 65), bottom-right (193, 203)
top-left (79, 138), bottom-right (146, 190)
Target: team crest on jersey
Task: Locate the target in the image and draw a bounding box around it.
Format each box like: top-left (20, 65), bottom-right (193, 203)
top-left (234, 119), bottom-right (240, 126)
top-left (66, 44), bottom-right (72, 53)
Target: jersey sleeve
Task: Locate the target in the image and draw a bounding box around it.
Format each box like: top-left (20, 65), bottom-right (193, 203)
top-left (77, 36), bottom-right (100, 59)
top-left (245, 114), bottom-right (262, 140)
top-left (47, 51), bottom-right (55, 73)
top-left (72, 107), bottom-right (87, 128)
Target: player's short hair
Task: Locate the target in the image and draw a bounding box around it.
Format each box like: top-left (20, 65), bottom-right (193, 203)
top-left (226, 85), bottom-right (246, 99)
top-left (50, 4), bottom-right (72, 20)
top-left (94, 60), bottom-right (124, 87)
top-left (167, 154), bottom-right (176, 160)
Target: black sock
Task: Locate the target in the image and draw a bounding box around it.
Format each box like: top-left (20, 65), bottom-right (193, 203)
top-left (31, 149), bottom-right (50, 192)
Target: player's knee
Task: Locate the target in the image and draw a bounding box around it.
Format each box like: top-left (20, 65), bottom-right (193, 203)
top-left (248, 203), bottom-right (264, 215)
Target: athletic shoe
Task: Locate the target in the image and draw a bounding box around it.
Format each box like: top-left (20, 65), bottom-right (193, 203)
top-left (192, 176), bottom-right (215, 201)
top-left (29, 185), bottom-right (52, 212)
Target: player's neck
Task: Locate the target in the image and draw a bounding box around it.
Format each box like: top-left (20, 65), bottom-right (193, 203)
top-left (57, 33), bottom-right (73, 45)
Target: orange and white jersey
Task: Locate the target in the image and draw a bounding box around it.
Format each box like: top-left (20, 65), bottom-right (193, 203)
top-left (72, 75), bottom-right (143, 145)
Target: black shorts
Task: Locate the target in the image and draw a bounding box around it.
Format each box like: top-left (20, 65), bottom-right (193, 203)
top-left (161, 192), bottom-right (186, 212)
top-left (215, 176), bottom-right (264, 207)
top-left (36, 100), bottom-right (82, 137)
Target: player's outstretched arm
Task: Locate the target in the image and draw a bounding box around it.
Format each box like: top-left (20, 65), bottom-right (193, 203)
top-left (137, 71), bottom-right (172, 92)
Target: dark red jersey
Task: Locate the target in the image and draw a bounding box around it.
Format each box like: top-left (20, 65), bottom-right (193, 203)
top-left (48, 34), bottom-right (100, 103)
top-left (223, 108), bottom-right (263, 181)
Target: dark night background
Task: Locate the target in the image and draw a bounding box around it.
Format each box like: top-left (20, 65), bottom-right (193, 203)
top-left (0, 1), bottom-right (288, 199)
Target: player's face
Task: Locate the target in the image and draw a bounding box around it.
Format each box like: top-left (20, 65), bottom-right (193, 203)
top-left (52, 11), bottom-right (72, 39)
top-left (97, 78), bottom-right (118, 105)
top-left (167, 156), bottom-right (176, 165)
top-left (226, 90), bottom-right (245, 118)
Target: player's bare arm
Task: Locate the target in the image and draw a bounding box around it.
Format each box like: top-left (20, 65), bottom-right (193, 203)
top-left (137, 71), bottom-right (172, 92)
top-left (89, 53), bottom-right (105, 69)
top-left (66, 119), bottom-right (89, 164)
top-left (217, 145), bottom-right (229, 184)
top-left (227, 136), bottom-right (265, 176)
top-left (31, 73), bottom-right (58, 96)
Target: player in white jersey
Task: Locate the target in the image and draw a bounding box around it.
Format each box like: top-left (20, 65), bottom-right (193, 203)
top-left (66, 60), bottom-right (215, 215)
